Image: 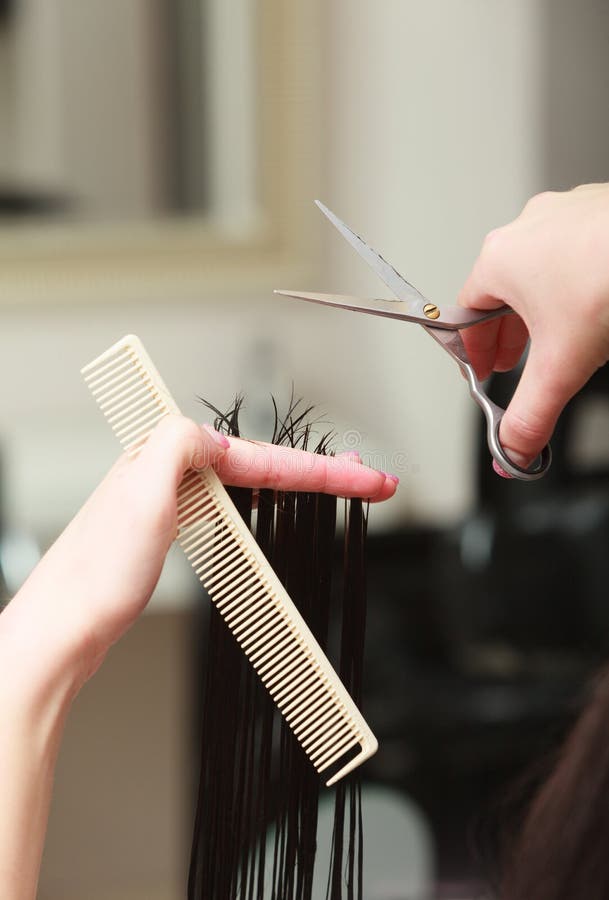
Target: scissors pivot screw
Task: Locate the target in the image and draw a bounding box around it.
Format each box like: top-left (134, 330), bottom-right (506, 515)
top-left (423, 303), bottom-right (440, 320)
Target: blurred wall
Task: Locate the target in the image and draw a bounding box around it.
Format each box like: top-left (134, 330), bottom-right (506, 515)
top-left (319, 0), bottom-right (546, 522)
top-left (543, 0), bottom-right (609, 190)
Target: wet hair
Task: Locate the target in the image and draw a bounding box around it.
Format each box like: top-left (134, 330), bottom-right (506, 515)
top-left (187, 397), bottom-right (367, 900)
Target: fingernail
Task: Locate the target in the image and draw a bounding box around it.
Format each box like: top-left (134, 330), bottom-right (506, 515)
top-left (382, 472), bottom-right (400, 485)
top-left (202, 423), bottom-right (230, 449)
top-left (493, 459), bottom-right (513, 479)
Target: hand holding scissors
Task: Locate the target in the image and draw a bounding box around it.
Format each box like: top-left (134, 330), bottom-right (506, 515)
top-left (276, 201), bottom-right (552, 482)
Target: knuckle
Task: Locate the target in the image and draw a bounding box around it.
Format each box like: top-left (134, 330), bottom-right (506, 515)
top-left (481, 226), bottom-right (502, 251)
top-left (139, 414), bottom-right (209, 480)
top-left (481, 224), bottom-right (509, 254)
top-left (505, 408), bottom-right (548, 447)
top-left (522, 190), bottom-right (556, 214)
top-left (478, 225), bottom-right (511, 276)
top-left (155, 413), bottom-right (197, 442)
top-left (316, 464), bottom-right (330, 495)
top-left (153, 414), bottom-right (202, 456)
top-left (250, 451), bottom-right (282, 491)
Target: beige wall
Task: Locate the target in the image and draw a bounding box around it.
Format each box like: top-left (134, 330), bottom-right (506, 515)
top-left (39, 611), bottom-right (197, 900)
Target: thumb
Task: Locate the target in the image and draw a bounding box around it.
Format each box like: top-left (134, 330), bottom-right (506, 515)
top-left (498, 340), bottom-right (579, 467)
top-left (134, 415), bottom-right (230, 491)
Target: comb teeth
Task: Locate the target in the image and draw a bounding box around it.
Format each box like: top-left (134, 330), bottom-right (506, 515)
top-left (82, 335), bottom-right (377, 785)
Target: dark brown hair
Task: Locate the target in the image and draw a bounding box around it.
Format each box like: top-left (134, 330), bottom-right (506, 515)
top-left (188, 397), bottom-right (367, 900)
top-left (499, 666), bottom-right (609, 900)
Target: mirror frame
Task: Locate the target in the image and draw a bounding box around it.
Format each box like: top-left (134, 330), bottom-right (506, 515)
top-left (0, 0), bottom-right (322, 306)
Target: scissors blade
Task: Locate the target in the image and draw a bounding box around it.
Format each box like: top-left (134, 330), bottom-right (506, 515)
top-left (315, 200), bottom-right (429, 318)
top-left (275, 289), bottom-right (512, 330)
top-left (275, 290), bottom-right (426, 323)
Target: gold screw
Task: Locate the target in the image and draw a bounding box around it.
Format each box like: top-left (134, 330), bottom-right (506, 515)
top-left (423, 303), bottom-right (440, 320)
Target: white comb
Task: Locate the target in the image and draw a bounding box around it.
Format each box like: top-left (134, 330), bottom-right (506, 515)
top-left (82, 335), bottom-right (377, 785)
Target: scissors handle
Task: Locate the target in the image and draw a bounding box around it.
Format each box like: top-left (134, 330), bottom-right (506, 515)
top-left (426, 326), bottom-right (551, 480)
top-left (464, 361), bottom-right (552, 481)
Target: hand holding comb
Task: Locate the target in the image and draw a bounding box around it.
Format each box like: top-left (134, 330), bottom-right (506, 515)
top-left (82, 334), bottom-right (377, 785)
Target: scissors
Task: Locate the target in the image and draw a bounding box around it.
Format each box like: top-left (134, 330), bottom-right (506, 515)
top-left (275, 201), bottom-right (551, 482)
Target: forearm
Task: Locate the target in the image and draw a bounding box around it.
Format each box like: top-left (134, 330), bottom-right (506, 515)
top-left (0, 595), bottom-right (79, 900)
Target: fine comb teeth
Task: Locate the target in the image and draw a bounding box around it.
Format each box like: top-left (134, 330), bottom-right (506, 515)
top-left (82, 335), bottom-right (377, 785)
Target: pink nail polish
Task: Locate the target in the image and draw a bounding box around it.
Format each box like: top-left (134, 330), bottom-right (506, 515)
top-left (493, 459), bottom-right (513, 479)
top-left (380, 471), bottom-right (400, 485)
top-left (202, 423), bottom-right (230, 449)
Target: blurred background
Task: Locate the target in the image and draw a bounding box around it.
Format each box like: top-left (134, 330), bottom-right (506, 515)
top-left (1, 0), bottom-right (609, 897)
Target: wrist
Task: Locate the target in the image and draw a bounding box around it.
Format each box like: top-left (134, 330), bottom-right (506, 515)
top-left (0, 587), bottom-right (85, 714)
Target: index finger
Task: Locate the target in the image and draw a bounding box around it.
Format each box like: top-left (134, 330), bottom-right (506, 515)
top-left (458, 250), bottom-right (523, 379)
top-left (212, 437), bottom-right (397, 502)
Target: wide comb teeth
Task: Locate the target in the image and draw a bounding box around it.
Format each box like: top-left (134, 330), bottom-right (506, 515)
top-left (82, 335), bottom-right (377, 785)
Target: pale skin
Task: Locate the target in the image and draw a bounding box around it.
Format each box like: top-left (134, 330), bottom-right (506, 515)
top-left (0, 416), bottom-right (396, 900)
top-left (459, 182), bottom-right (609, 470)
